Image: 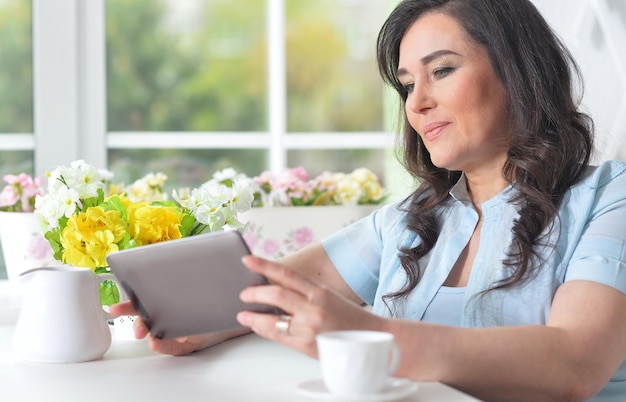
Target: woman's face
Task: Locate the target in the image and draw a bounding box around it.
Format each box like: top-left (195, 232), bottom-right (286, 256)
top-left (397, 12), bottom-right (512, 175)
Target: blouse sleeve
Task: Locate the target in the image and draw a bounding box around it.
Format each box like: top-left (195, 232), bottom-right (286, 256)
top-left (565, 163), bottom-right (626, 293)
top-left (321, 203), bottom-right (404, 304)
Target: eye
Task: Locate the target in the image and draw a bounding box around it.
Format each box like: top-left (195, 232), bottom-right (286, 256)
top-left (402, 83), bottom-right (415, 94)
top-left (432, 66), bottom-right (455, 80)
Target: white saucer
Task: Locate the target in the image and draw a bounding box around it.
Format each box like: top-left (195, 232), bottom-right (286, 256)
top-left (296, 378), bottom-right (418, 401)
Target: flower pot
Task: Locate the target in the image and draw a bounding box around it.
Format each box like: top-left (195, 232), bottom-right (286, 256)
top-left (240, 205), bottom-right (379, 259)
top-left (0, 211), bottom-right (60, 291)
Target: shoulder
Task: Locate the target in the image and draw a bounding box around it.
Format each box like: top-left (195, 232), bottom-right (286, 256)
top-left (573, 160), bottom-right (626, 190)
top-left (564, 161), bottom-right (626, 211)
top-left (369, 201), bottom-right (408, 239)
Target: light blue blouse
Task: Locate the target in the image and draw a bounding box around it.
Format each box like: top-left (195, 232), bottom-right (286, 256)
top-left (322, 160), bottom-right (626, 401)
top-left (421, 286), bottom-right (466, 326)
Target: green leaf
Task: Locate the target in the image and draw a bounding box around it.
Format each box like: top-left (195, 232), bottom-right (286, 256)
top-left (81, 189), bottom-right (105, 210)
top-left (178, 213), bottom-right (196, 237)
top-left (44, 228), bottom-right (64, 262)
top-left (99, 279), bottom-right (120, 307)
top-left (102, 195), bottom-right (128, 221)
top-left (117, 232), bottom-right (135, 250)
top-left (151, 200), bottom-right (173, 207)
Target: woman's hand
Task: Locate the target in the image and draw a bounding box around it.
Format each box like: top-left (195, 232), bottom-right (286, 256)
top-left (236, 255), bottom-right (385, 358)
top-left (109, 301), bottom-right (249, 356)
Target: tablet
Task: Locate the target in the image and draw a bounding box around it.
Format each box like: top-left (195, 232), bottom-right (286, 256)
top-left (107, 230), bottom-right (280, 339)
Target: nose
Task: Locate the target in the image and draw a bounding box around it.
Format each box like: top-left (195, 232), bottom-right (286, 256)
top-left (405, 82), bottom-right (434, 114)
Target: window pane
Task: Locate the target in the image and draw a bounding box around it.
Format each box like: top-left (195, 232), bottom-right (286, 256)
top-left (0, 0), bottom-right (33, 280)
top-left (106, 0), bottom-right (267, 132)
top-left (0, 151), bottom-right (34, 177)
top-left (0, 0), bottom-right (33, 133)
top-left (108, 149), bottom-right (267, 191)
top-left (287, 149), bottom-right (386, 182)
top-left (286, 0), bottom-right (387, 132)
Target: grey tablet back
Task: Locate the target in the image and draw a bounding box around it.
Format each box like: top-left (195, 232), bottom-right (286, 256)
top-left (107, 230), bottom-right (279, 339)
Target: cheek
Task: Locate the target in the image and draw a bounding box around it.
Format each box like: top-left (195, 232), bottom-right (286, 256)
top-left (450, 74), bottom-right (507, 129)
top-left (449, 77), bottom-right (486, 108)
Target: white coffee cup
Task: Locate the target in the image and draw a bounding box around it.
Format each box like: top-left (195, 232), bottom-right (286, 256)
top-left (316, 330), bottom-right (401, 397)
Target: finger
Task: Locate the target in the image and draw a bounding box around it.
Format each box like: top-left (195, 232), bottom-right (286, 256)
top-left (242, 255), bottom-right (318, 298)
top-left (133, 316), bottom-right (150, 339)
top-left (237, 311), bottom-right (317, 358)
top-left (237, 311), bottom-right (290, 340)
top-left (145, 333), bottom-right (183, 355)
top-left (240, 283), bottom-right (305, 315)
top-left (145, 333), bottom-right (213, 356)
top-left (109, 300), bottom-right (137, 317)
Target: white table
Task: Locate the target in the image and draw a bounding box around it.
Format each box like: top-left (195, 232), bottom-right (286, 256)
top-left (0, 283), bottom-right (480, 402)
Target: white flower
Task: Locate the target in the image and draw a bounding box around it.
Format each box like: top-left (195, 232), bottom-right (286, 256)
top-left (125, 172), bottom-right (168, 202)
top-left (34, 186), bottom-right (80, 231)
top-left (231, 178), bottom-right (254, 211)
top-left (144, 172), bottom-right (167, 187)
top-left (47, 160), bottom-right (110, 200)
top-left (172, 175), bottom-right (254, 232)
top-left (333, 177), bottom-right (362, 205)
top-left (171, 187), bottom-right (192, 208)
top-left (212, 168), bottom-right (240, 182)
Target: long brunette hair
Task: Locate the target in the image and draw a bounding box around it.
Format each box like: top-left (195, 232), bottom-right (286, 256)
top-left (377, 0), bottom-right (593, 304)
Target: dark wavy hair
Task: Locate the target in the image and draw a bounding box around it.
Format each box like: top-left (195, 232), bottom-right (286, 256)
top-left (377, 0), bottom-right (593, 305)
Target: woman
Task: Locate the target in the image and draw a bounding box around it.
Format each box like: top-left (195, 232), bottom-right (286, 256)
top-left (112, 0), bottom-right (626, 400)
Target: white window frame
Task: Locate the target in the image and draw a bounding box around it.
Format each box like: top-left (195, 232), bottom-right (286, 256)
top-left (28, 0), bottom-right (393, 180)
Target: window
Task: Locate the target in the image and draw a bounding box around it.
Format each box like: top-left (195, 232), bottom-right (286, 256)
top-left (104, 0), bottom-right (394, 192)
top-left (0, 0), bottom-right (398, 279)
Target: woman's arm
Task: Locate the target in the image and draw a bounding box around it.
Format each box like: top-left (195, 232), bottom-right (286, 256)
top-left (237, 256), bottom-right (626, 402)
top-left (386, 280), bottom-right (626, 401)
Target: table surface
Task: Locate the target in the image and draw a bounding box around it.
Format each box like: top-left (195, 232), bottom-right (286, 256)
top-left (0, 282), bottom-right (480, 402)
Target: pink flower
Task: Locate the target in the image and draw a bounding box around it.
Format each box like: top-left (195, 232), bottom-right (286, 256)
top-left (288, 167), bottom-right (308, 182)
top-left (261, 239), bottom-right (280, 256)
top-left (0, 186), bottom-right (20, 208)
top-left (242, 230), bottom-right (259, 251)
top-left (27, 235), bottom-right (53, 260)
top-left (0, 173), bottom-right (46, 212)
top-left (291, 226), bottom-right (314, 249)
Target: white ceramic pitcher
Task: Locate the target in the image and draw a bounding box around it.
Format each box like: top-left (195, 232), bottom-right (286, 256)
top-left (12, 266), bottom-right (116, 363)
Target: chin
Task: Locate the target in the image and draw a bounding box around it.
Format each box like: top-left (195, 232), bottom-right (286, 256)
top-left (428, 157), bottom-right (456, 171)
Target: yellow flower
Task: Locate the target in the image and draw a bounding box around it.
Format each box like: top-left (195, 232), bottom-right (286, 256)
top-left (107, 182), bottom-right (125, 197)
top-left (60, 206), bottom-right (127, 269)
top-left (351, 167), bottom-right (378, 184)
top-left (333, 177), bottom-right (362, 205)
top-left (362, 180), bottom-right (385, 202)
top-left (127, 202), bottom-right (183, 246)
top-left (350, 168), bottom-right (385, 203)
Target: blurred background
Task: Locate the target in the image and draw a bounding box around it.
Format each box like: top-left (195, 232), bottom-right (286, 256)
top-left (0, 0), bottom-right (624, 278)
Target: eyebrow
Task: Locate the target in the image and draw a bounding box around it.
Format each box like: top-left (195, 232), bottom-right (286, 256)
top-left (397, 49), bottom-right (461, 77)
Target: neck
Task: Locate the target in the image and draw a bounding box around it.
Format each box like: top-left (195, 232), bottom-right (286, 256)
top-left (464, 172), bottom-right (510, 208)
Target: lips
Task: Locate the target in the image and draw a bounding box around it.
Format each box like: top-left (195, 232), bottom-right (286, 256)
top-left (422, 122), bottom-right (450, 141)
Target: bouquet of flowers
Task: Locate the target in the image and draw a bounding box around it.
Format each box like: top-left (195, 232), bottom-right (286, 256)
top-left (252, 167), bottom-right (386, 207)
top-left (34, 160), bottom-right (254, 305)
top-left (0, 173), bottom-right (46, 212)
